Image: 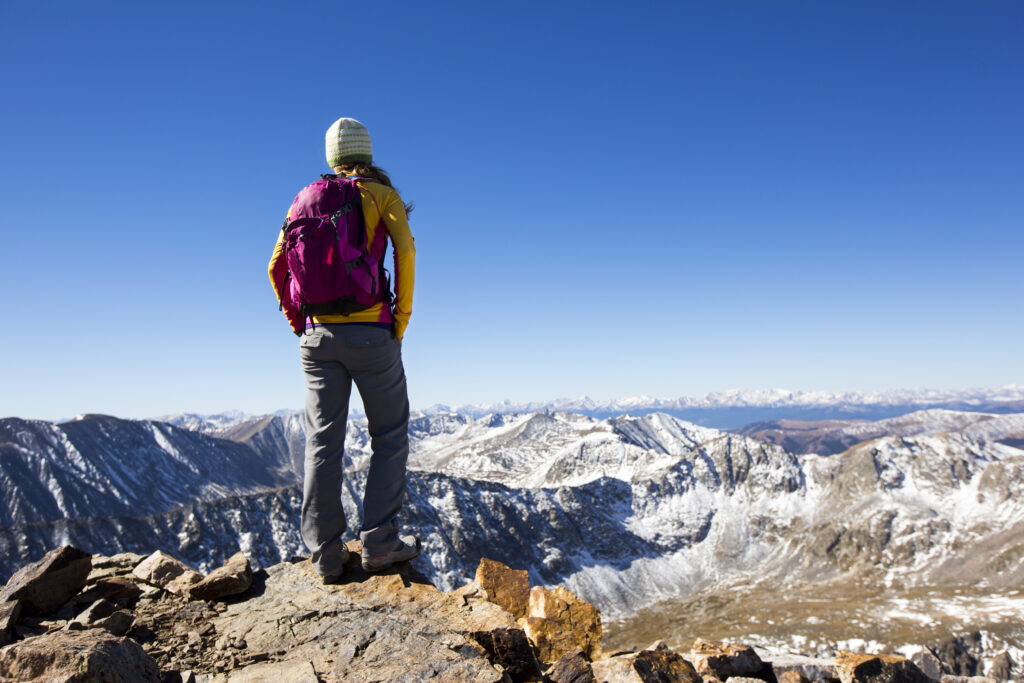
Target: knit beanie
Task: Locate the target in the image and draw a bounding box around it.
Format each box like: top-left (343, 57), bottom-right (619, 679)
top-left (325, 117), bottom-right (373, 167)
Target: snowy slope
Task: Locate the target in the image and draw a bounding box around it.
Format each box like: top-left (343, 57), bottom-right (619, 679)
top-left (4, 408), bottom-right (1024, 634)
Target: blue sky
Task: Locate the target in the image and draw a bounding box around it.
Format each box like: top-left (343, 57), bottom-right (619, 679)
top-left (2, 1), bottom-right (1022, 420)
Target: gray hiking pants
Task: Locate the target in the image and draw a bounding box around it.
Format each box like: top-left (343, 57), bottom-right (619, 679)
top-left (298, 324), bottom-right (410, 577)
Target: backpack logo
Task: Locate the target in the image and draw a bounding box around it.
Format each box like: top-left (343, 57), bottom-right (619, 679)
top-left (280, 176), bottom-right (391, 326)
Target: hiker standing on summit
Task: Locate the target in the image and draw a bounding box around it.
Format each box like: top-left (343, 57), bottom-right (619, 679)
top-left (268, 117), bottom-right (418, 582)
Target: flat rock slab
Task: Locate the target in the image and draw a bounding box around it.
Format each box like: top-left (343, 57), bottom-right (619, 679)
top-left (835, 652), bottom-right (932, 683)
top-left (187, 552), bottom-right (252, 601)
top-left (135, 560), bottom-right (515, 681)
top-left (0, 628), bottom-right (161, 682)
top-left (197, 659), bottom-right (320, 682)
top-left (73, 577), bottom-right (144, 605)
top-left (0, 546), bottom-right (92, 616)
top-left (475, 557), bottom-right (530, 620)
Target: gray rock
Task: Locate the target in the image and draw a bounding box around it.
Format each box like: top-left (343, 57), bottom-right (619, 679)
top-left (550, 647), bottom-right (596, 683)
top-left (941, 677), bottom-right (997, 683)
top-left (132, 550), bottom-right (203, 594)
top-left (0, 628), bottom-right (161, 682)
top-left (0, 546), bottom-right (92, 616)
top-left (210, 659), bottom-right (319, 682)
top-left (75, 598), bottom-right (118, 625)
top-left (134, 560), bottom-right (513, 681)
top-left (72, 577), bottom-right (144, 605)
top-left (910, 649), bottom-right (944, 681)
top-left (186, 552), bottom-right (252, 601)
top-left (0, 600), bottom-right (22, 646)
top-left (94, 609), bottom-right (134, 636)
top-left (771, 654), bottom-right (836, 682)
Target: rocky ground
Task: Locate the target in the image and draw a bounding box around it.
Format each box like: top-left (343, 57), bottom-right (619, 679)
top-left (0, 545), bottom-right (1018, 682)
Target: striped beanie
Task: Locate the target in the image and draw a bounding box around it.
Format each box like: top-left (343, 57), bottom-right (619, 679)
top-left (325, 117), bottom-right (373, 167)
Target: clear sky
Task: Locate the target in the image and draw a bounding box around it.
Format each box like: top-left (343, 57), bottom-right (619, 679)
top-left (2, 1), bottom-right (1022, 420)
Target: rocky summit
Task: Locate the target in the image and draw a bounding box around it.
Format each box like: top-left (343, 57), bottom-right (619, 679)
top-left (0, 544), bottom-right (1003, 683)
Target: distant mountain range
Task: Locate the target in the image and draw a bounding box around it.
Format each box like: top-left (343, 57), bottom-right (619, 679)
top-left (4, 391), bottom-right (1024, 661)
top-left (419, 386), bottom-right (1024, 428)
top-left (150, 386), bottom-right (1024, 432)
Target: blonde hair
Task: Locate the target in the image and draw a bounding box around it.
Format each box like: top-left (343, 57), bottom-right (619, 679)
top-left (334, 162), bottom-right (413, 215)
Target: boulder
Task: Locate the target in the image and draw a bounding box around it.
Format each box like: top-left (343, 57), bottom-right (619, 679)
top-left (187, 552), bottom-right (252, 601)
top-left (834, 651), bottom-right (932, 683)
top-left (470, 627), bottom-right (542, 682)
top-left (0, 546), bottom-right (92, 616)
top-left (690, 639), bottom-right (765, 680)
top-left (523, 585), bottom-right (602, 663)
top-left (910, 649), bottom-right (944, 681)
top-left (475, 558), bottom-right (530, 619)
top-left (0, 628), bottom-right (161, 682)
top-left (550, 647), bottom-right (597, 683)
top-left (132, 550), bottom-right (203, 595)
top-left (591, 649), bottom-right (702, 683)
top-left (940, 678), bottom-right (996, 683)
top-left (94, 609), bottom-right (135, 637)
top-left (0, 600), bottom-right (22, 646)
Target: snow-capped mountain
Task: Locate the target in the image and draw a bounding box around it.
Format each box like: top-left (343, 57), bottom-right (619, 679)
top-left (4, 405), bottom-right (1024, 660)
top-left (739, 408), bottom-right (1024, 455)
top-left (0, 415), bottom-right (297, 527)
top-left (423, 386), bottom-right (1024, 428)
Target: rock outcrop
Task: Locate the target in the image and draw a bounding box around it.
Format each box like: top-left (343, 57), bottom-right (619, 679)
top-left (524, 585), bottom-right (603, 663)
top-left (475, 557), bottom-right (530, 620)
top-left (0, 544), bottom-right (988, 682)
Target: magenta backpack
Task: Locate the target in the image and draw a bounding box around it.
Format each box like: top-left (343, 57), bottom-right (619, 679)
top-left (279, 175), bottom-right (391, 327)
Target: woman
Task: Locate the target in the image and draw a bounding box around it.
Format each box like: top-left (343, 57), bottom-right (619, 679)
top-left (268, 117), bottom-right (418, 582)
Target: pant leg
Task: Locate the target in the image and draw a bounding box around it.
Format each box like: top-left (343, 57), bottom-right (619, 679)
top-left (336, 326), bottom-right (410, 556)
top-left (299, 328), bottom-right (352, 577)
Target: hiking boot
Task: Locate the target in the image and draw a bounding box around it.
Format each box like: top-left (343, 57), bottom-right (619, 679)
top-left (361, 535), bottom-right (421, 572)
top-left (318, 546), bottom-right (350, 584)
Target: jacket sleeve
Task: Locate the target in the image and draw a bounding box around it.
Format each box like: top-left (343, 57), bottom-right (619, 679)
top-left (268, 226), bottom-right (304, 334)
top-left (381, 189), bottom-right (415, 339)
